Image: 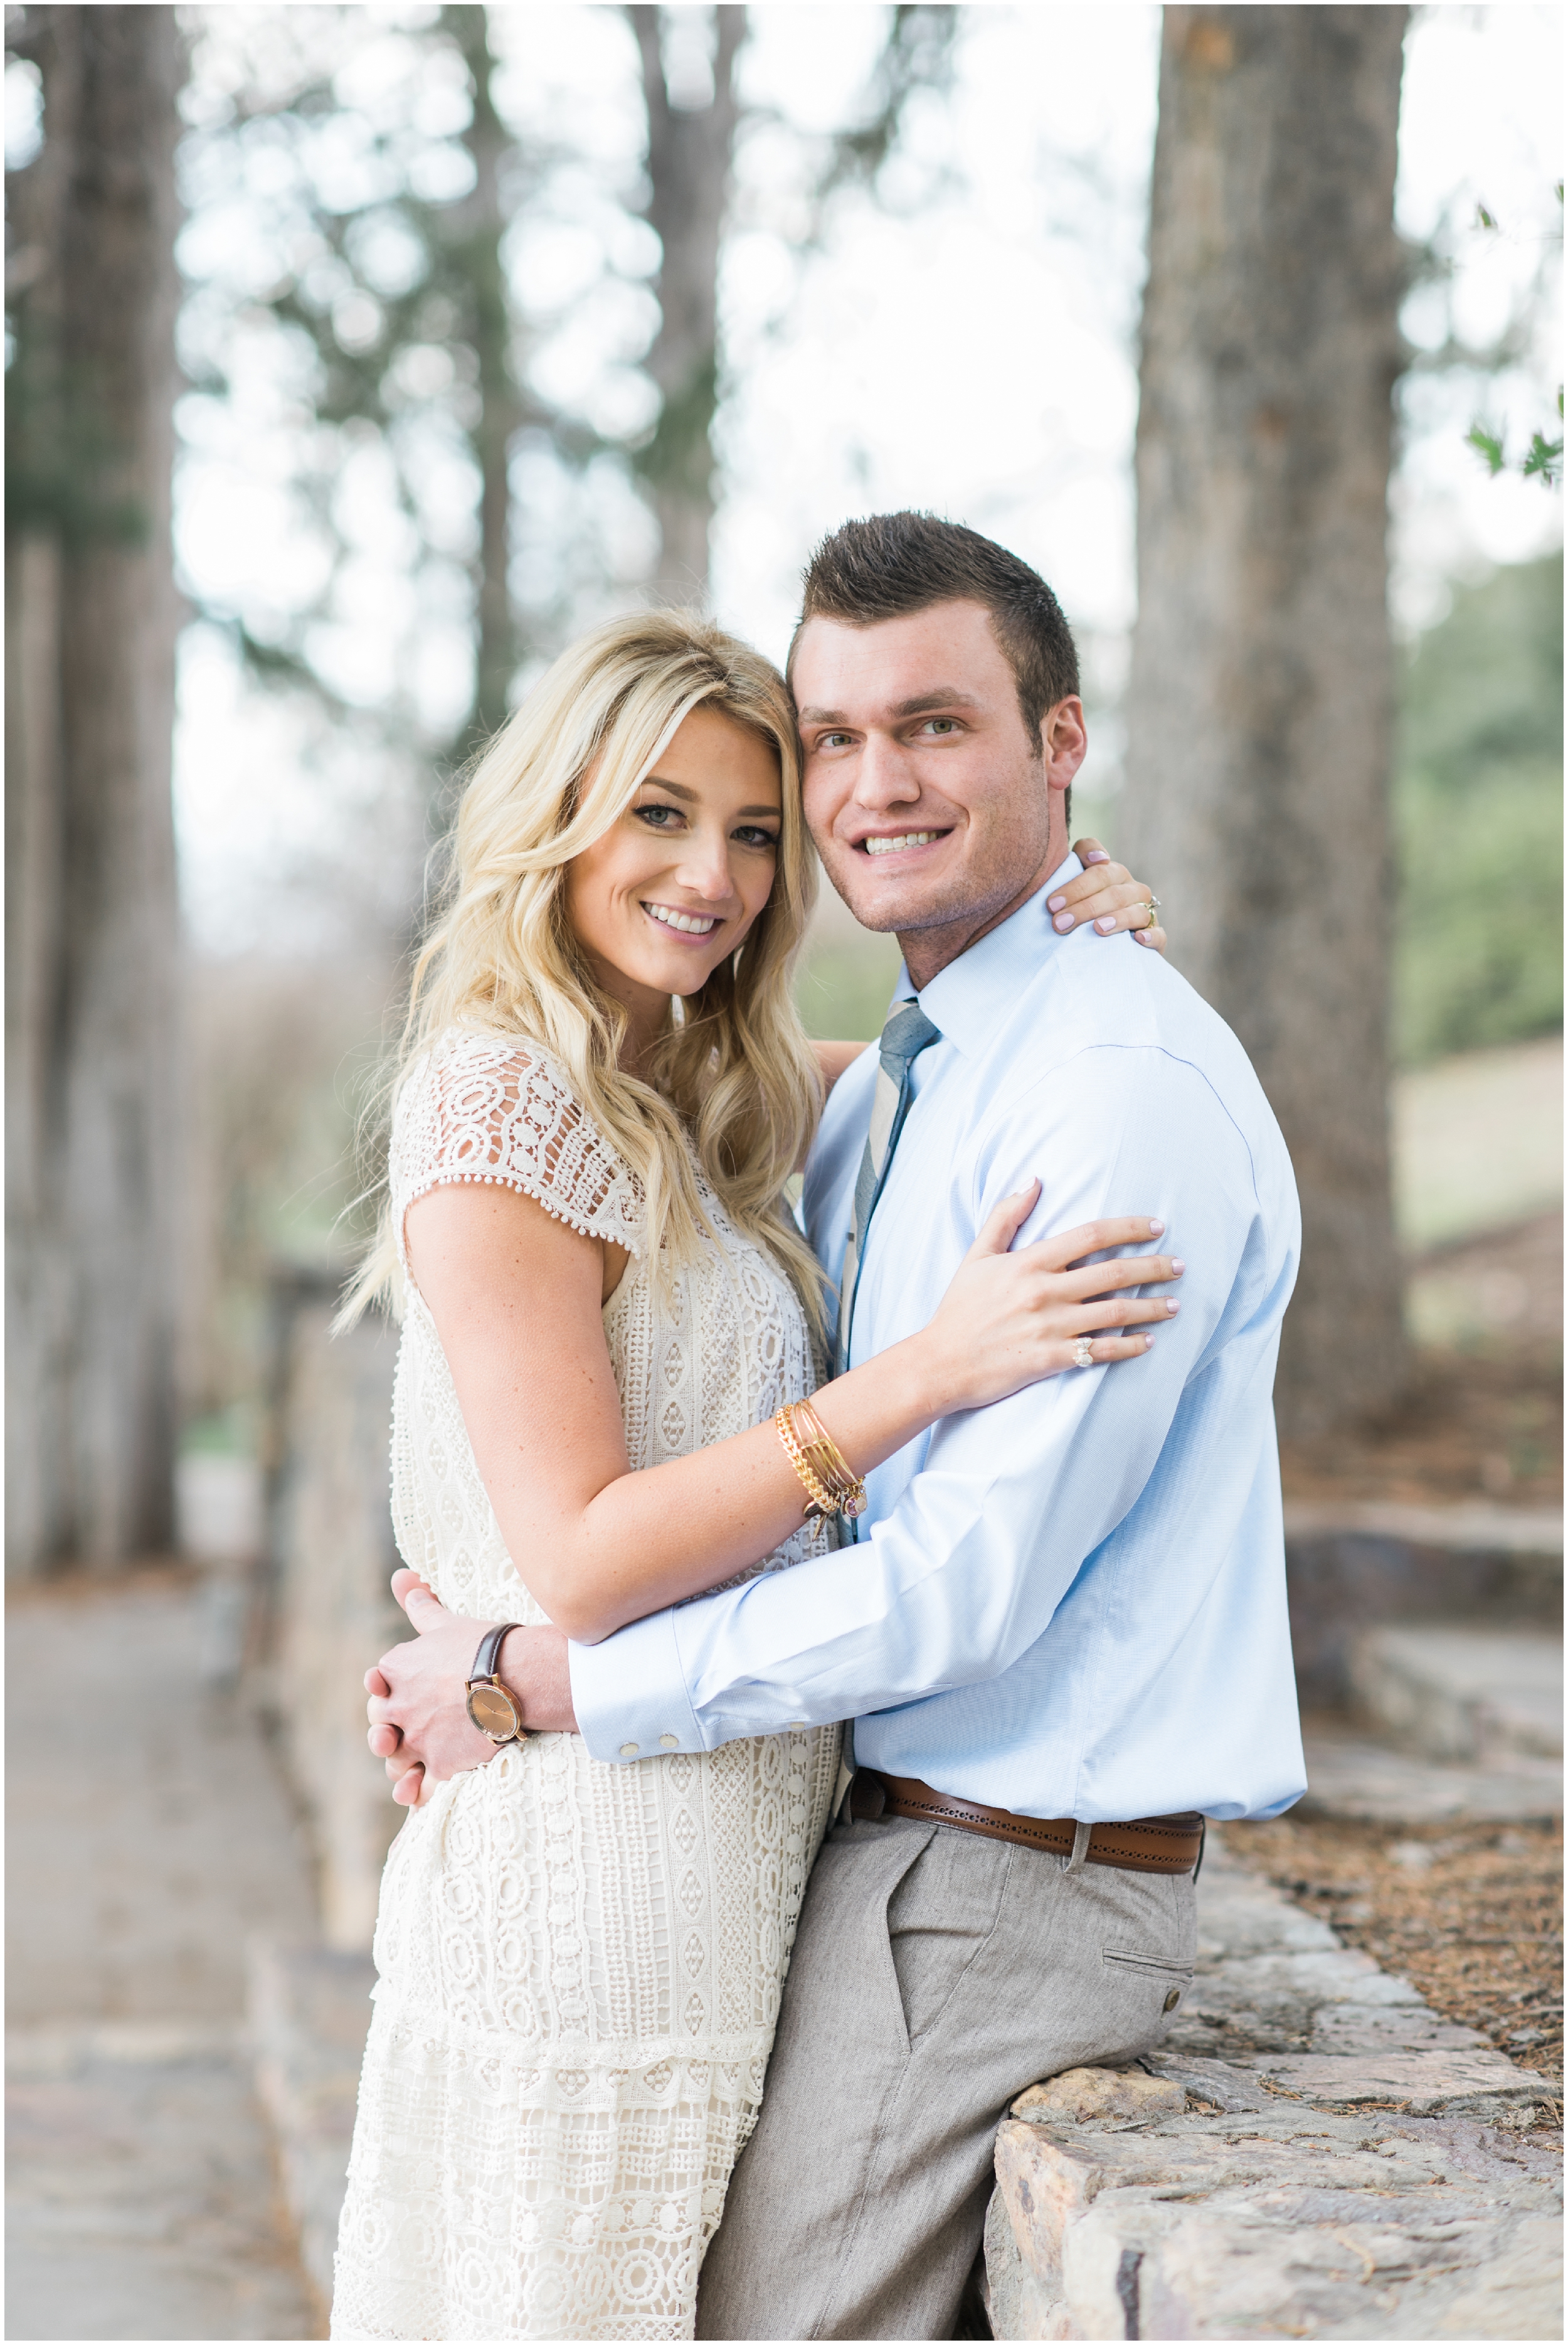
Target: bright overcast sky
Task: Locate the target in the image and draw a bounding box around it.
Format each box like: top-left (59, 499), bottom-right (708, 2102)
top-left (40, 0), bottom-right (1552, 952)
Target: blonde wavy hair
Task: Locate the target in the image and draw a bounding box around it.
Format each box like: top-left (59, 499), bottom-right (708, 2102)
top-left (340, 609), bottom-right (826, 1328)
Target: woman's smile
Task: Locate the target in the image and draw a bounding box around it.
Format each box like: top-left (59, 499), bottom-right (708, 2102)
top-left (641, 899), bottom-right (724, 938)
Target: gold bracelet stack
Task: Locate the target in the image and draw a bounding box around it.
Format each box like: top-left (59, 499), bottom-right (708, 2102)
top-left (773, 1398), bottom-right (869, 1521)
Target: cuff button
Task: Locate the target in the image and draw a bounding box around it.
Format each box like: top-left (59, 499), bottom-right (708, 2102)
top-left (1163, 1988), bottom-right (1182, 2012)
top-left (619, 1742), bottom-right (640, 1758)
top-left (658, 1733), bottom-right (680, 1750)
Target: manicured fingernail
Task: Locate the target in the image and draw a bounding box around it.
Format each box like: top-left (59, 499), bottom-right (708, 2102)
top-left (1165, 1299), bottom-right (1180, 1314)
top-left (1149, 1220), bottom-right (1165, 1235)
top-left (1054, 912), bottom-right (1074, 932)
top-left (1047, 893), bottom-right (1066, 911)
top-left (1094, 915), bottom-right (1116, 934)
top-left (1084, 849), bottom-right (1109, 863)
top-left (1170, 1257), bottom-right (1184, 1273)
top-left (1143, 1332), bottom-right (1155, 1346)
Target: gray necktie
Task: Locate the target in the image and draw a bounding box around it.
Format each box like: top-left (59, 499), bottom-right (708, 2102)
top-left (835, 1001), bottom-right (942, 1379)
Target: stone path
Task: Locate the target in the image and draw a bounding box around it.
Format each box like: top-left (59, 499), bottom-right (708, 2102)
top-left (6, 1571), bottom-right (322, 2342)
top-left (982, 1830), bottom-right (1562, 2339)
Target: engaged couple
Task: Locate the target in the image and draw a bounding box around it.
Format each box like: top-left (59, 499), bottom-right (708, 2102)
top-left (330, 512), bottom-right (1303, 2342)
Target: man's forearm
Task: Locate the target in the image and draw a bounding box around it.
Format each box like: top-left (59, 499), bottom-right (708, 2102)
top-left (501, 1624), bottom-right (578, 1733)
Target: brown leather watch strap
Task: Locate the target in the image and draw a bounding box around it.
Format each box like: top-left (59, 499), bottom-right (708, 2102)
top-left (850, 1772), bottom-right (1204, 1875)
top-left (469, 1623), bottom-right (521, 1687)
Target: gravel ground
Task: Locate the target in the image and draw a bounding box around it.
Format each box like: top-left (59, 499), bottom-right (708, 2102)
top-left (1226, 1811), bottom-right (1564, 2114)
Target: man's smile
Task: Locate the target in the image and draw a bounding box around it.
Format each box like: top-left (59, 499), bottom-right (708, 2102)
top-left (855, 829), bottom-right (953, 858)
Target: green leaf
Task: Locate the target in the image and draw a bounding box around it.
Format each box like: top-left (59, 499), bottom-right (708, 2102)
top-left (1475, 203), bottom-right (1500, 230)
top-left (1521, 431), bottom-right (1563, 486)
top-left (1466, 420), bottom-right (1507, 476)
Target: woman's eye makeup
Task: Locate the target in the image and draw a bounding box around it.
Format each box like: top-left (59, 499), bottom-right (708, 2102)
top-left (632, 801), bottom-right (777, 849)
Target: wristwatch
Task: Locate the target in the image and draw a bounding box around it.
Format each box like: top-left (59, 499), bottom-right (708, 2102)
top-left (465, 1624), bottom-right (527, 1746)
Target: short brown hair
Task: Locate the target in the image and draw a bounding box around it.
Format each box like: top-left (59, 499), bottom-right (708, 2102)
top-left (790, 511), bottom-right (1080, 747)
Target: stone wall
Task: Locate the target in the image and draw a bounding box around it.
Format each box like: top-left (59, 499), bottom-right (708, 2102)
top-left (260, 1269), bottom-right (403, 1953)
top-left (982, 1833), bottom-right (1560, 2341)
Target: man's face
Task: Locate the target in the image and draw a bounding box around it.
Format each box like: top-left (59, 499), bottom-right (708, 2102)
top-left (793, 600), bottom-right (1085, 979)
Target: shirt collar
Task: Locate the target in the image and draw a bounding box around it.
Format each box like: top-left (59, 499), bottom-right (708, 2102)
top-left (894, 853), bottom-right (1084, 1056)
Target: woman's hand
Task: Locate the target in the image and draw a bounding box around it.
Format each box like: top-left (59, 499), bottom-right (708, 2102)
top-left (366, 1571), bottom-right (503, 1807)
top-left (915, 1183), bottom-right (1183, 1413)
top-left (1051, 838), bottom-right (1167, 953)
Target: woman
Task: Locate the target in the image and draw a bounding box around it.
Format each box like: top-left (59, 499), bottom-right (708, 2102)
top-left (331, 611), bottom-right (1177, 2342)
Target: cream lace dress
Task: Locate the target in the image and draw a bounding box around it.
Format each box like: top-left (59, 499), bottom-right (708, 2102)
top-left (331, 1031), bottom-right (842, 2343)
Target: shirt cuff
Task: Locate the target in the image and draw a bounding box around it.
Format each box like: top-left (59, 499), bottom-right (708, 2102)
top-left (568, 1606), bottom-right (706, 1764)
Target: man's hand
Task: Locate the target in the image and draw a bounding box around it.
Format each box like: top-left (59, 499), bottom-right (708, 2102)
top-left (365, 1573), bottom-right (496, 1807)
top-left (366, 1569), bottom-right (577, 1808)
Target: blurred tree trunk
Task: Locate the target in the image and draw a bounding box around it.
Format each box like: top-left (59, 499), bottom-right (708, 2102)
top-left (443, 4), bottom-right (522, 742)
top-left (5, 5), bottom-right (186, 1571)
top-left (1121, 5), bottom-right (1408, 1440)
top-left (629, 4), bottom-right (746, 604)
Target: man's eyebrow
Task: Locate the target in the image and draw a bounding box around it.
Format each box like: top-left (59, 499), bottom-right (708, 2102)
top-left (796, 690), bottom-right (983, 727)
top-left (640, 776), bottom-right (780, 820)
top-left (889, 689), bottom-right (982, 718)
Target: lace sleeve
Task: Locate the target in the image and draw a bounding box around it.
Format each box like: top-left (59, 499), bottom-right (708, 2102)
top-left (390, 1030), bottom-right (645, 1270)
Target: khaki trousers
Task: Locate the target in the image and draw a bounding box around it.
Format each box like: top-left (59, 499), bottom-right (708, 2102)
top-left (696, 1814), bottom-right (1196, 2341)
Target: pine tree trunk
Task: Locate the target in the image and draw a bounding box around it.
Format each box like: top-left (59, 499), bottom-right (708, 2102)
top-left (443, 4), bottom-right (521, 743)
top-left (5, 6), bottom-right (186, 1571)
top-left (1120, 4), bottom-right (1408, 1441)
top-left (630, 4), bottom-right (746, 604)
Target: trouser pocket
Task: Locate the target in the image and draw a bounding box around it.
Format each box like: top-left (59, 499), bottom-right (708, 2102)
top-left (886, 1826), bottom-right (1012, 2048)
top-left (1102, 1942), bottom-right (1195, 2021)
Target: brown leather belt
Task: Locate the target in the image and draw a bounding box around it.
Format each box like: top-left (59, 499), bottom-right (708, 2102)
top-left (849, 1772), bottom-right (1204, 1876)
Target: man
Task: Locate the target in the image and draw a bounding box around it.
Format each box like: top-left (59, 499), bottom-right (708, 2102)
top-left (370, 513), bottom-right (1304, 2339)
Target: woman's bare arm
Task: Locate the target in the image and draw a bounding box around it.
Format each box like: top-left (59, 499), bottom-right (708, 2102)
top-left (405, 1181), bottom-right (1179, 1646)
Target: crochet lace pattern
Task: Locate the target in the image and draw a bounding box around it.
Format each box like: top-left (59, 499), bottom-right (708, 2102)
top-left (331, 1031), bottom-right (842, 2341)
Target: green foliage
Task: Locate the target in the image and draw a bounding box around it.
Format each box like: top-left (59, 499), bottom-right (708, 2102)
top-left (1395, 555), bottom-right (1564, 1065)
top-left (1468, 389), bottom-right (1564, 490)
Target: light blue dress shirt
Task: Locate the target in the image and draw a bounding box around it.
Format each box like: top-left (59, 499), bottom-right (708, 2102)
top-left (569, 859), bottom-right (1307, 1822)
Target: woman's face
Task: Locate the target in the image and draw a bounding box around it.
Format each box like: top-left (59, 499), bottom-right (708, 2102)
top-left (565, 703), bottom-right (784, 1036)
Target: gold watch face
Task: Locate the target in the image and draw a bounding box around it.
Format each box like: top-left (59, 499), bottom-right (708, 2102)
top-left (467, 1680), bottom-right (521, 1740)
